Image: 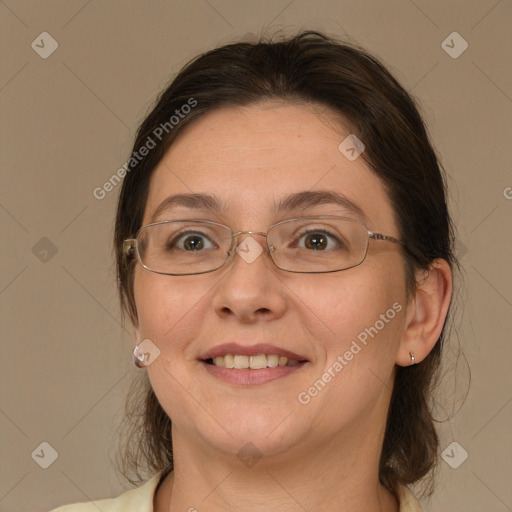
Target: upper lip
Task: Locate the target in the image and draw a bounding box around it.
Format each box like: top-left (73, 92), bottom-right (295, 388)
top-left (199, 343), bottom-right (308, 361)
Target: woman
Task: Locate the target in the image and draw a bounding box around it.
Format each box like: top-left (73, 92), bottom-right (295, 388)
top-left (51, 31), bottom-right (455, 511)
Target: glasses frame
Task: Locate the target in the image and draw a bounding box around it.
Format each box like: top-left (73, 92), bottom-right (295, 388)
top-left (123, 216), bottom-right (408, 276)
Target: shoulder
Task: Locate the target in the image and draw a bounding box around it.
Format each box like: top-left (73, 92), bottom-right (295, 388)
top-left (48, 471), bottom-right (164, 512)
top-left (397, 485), bottom-right (423, 512)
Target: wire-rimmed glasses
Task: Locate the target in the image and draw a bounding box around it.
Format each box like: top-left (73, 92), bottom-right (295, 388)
top-left (123, 216), bottom-right (407, 275)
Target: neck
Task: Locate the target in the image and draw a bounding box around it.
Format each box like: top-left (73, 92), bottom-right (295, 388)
top-left (154, 426), bottom-right (399, 512)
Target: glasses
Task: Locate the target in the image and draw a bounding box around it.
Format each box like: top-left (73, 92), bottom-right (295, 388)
top-left (123, 216), bottom-right (407, 276)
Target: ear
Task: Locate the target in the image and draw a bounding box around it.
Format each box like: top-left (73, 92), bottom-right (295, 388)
top-left (129, 305), bottom-right (141, 351)
top-left (131, 309), bottom-right (140, 330)
top-left (396, 258), bottom-right (453, 366)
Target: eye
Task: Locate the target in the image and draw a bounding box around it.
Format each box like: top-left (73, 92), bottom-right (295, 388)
top-left (296, 230), bottom-right (341, 251)
top-left (168, 231), bottom-right (217, 251)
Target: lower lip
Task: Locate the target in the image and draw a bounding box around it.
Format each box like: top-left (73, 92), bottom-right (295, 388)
top-left (200, 361), bottom-right (307, 386)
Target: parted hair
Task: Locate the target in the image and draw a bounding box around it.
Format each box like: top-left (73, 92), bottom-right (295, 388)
top-left (113, 30), bottom-right (457, 498)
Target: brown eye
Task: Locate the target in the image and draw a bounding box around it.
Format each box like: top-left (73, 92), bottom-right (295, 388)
top-left (168, 232), bottom-right (216, 251)
top-left (296, 230), bottom-right (341, 251)
top-left (304, 233), bottom-right (328, 250)
top-left (182, 235), bottom-right (205, 251)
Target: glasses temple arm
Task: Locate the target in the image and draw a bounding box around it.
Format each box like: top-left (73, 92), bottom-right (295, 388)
top-left (123, 239), bottom-right (136, 256)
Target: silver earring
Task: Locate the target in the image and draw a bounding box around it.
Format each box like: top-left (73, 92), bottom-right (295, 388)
top-left (409, 351), bottom-right (416, 366)
top-left (132, 345), bottom-right (146, 369)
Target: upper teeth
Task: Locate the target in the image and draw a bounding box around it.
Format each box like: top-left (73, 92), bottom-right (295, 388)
top-left (212, 354), bottom-right (300, 369)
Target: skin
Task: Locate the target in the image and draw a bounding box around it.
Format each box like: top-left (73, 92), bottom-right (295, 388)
top-left (130, 101), bottom-right (452, 511)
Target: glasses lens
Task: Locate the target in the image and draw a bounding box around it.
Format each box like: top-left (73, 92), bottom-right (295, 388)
top-left (137, 221), bottom-right (232, 275)
top-left (268, 217), bottom-right (369, 273)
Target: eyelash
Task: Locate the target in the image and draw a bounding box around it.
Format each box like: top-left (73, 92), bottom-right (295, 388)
top-left (293, 228), bottom-right (343, 249)
top-left (167, 228), bottom-right (344, 251)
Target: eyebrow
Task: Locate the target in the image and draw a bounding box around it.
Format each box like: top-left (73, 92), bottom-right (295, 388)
top-left (149, 190), bottom-right (367, 223)
top-left (275, 190), bottom-right (367, 221)
top-left (150, 193), bottom-right (226, 223)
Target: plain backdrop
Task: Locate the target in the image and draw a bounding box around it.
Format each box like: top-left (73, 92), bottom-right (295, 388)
top-left (1, 1), bottom-right (511, 511)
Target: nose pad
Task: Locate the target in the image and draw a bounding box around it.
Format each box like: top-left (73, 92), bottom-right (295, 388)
top-left (229, 231), bottom-right (269, 263)
top-left (233, 233), bottom-right (268, 265)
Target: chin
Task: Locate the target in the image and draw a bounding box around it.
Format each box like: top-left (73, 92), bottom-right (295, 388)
top-left (203, 431), bottom-right (301, 464)
top-left (187, 409), bottom-right (307, 461)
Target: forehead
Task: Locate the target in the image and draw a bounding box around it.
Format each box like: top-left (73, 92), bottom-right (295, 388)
top-left (143, 102), bottom-right (396, 231)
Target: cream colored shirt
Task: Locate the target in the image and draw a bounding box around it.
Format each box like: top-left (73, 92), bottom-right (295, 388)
top-left (49, 471), bottom-right (423, 511)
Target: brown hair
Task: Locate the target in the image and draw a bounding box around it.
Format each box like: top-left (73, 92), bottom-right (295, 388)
top-left (113, 30), bottom-right (458, 497)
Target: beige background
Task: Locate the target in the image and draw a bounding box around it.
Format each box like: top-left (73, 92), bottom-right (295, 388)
top-left (1, 1), bottom-right (511, 511)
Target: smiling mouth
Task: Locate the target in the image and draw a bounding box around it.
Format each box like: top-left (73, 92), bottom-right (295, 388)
top-left (204, 354), bottom-right (307, 369)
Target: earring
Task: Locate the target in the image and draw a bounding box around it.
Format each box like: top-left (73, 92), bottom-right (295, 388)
top-left (132, 344), bottom-right (146, 369)
top-left (409, 351), bottom-right (416, 366)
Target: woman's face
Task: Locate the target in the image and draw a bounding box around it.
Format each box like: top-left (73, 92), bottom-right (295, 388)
top-left (133, 101), bottom-right (409, 462)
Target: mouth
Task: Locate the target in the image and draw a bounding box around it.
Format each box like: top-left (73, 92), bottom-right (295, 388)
top-left (199, 343), bottom-right (309, 369)
top-left (198, 343), bottom-right (309, 385)
top-left (203, 353), bottom-right (306, 369)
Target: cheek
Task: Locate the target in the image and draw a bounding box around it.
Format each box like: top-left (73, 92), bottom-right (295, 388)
top-left (133, 271), bottom-right (207, 347)
top-left (293, 268), bottom-right (405, 426)
top-left (292, 261), bottom-right (406, 359)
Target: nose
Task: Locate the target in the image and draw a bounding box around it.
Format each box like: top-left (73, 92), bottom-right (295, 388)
top-left (211, 233), bottom-right (287, 324)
